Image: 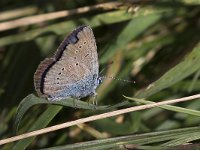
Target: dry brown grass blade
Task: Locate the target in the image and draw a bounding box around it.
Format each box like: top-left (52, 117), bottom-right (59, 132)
top-left (0, 2), bottom-right (122, 32)
top-left (0, 6), bottom-right (38, 21)
top-left (0, 94), bottom-right (200, 145)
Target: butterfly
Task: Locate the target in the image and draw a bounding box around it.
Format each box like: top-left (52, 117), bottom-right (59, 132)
top-left (34, 25), bottom-right (101, 101)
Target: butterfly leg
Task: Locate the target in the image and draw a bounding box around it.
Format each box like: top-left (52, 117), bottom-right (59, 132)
top-left (86, 97), bottom-right (91, 107)
top-left (87, 92), bottom-right (98, 110)
top-left (92, 93), bottom-right (98, 106)
top-left (73, 98), bottom-right (76, 108)
top-left (72, 97), bottom-right (80, 108)
top-left (91, 92), bottom-right (98, 110)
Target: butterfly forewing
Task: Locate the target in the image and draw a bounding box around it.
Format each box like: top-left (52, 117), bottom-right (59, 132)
top-left (34, 25), bottom-right (99, 100)
top-left (63, 26), bottom-right (98, 75)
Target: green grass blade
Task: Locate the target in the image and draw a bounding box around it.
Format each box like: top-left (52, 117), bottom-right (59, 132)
top-left (161, 132), bottom-right (200, 146)
top-left (124, 96), bottom-right (200, 116)
top-left (40, 126), bottom-right (200, 150)
top-left (14, 94), bottom-right (108, 133)
top-left (100, 13), bottom-right (162, 64)
top-left (13, 105), bottom-right (62, 150)
top-left (135, 42), bottom-right (200, 98)
top-left (0, 10), bottom-right (132, 47)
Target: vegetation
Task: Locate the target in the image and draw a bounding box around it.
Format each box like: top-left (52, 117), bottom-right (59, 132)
top-left (0, 0), bottom-right (200, 149)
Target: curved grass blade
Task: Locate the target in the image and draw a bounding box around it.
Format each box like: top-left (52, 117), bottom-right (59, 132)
top-left (124, 96), bottom-right (200, 117)
top-left (13, 105), bottom-right (62, 150)
top-left (161, 132), bottom-right (200, 146)
top-left (40, 126), bottom-right (200, 150)
top-left (135, 42), bottom-right (200, 98)
top-left (14, 94), bottom-right (108, 133)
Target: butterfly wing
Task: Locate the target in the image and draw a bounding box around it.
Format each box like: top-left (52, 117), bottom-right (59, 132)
top-left (34, 25), bottom-right (99, 100)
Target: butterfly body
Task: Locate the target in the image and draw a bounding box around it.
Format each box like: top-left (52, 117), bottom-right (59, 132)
top-left (34, 25), bottom-right (100, 101)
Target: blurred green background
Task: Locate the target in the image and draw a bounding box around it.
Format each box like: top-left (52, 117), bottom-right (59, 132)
top-left (0, 0), bottom-right (200, 149)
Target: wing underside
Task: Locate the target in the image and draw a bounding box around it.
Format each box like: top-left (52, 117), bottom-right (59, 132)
top-left (34, 26), bottom-right (99, 99)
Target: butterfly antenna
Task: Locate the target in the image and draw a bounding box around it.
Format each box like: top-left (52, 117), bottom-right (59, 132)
top-left (101, 76), bottom-right (136, 84)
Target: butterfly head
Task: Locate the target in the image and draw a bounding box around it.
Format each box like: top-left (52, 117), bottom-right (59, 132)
top-left (93, 74), bottom-right (102, 86)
